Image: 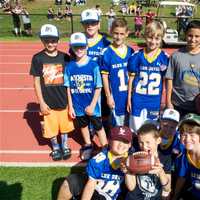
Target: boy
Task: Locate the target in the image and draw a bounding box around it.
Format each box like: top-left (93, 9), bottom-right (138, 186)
top-left (57, 126), bottom-right (132, 200)
top-left (165, 20), bottom-right (200, 117)
top-left (125, 123), bottom-right (171, 199)
top-left (159, 108), bottom-right (183, 157)
top-left (80, 8), bottom-right (111, 132)
top-left (101, 18), bottom-right (134, 127)
top-left (172, 113), bottom-right (200, 200)
top-left (64, 32), bottom-right (108, 161)
top-left (127, 20), bottom-right (169, 132)
top-left (30, 24), bottom-right (74, 161)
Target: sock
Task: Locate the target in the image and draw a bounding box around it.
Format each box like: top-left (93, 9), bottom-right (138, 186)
top-left (50, 137), bottom-right (60, 150)
top-left (61, 133), bottom-right (68, 149)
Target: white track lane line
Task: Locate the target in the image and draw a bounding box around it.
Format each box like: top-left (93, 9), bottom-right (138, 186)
top-left (0, 162), bottom-right (86, 167)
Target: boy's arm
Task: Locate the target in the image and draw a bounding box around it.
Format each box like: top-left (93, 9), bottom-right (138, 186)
top-left (171, 177), bottom-right (186, 200)
top-left (125, 173), bottom-right (136, 191)
top-left (127, 74), bottom-right (135, 113)
top-left (67, 87), bottom-right (75, 119)
top-left (166, 79), bottom-right (174, 109)
top-left (102, 73), bottom-right (115, 109)
top-left (33, 77), bottom-right (50, 115)
top-left (85, 87), bottom-right (101, 116)
top-left (161, 78), bottom-right (167, 111)
top-left (81, 178), bottom-right (97, 200)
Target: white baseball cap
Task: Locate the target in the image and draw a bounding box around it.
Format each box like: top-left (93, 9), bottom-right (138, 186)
top-left (70, 32), bottom-right (87, 47)
top-left (162, 109), bottom-right (180, 123)
top-left (81, 9), bottom-right (100, 23)
top-left (40, 24), bottom-right (59, 39)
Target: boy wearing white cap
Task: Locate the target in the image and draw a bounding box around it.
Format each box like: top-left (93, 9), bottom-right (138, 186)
top-left (30, 24), bottom-right (74, 161)
top-left (80, 9), bottom-right (111, 132)
top-left (64, 32), bottom-right (108, 161)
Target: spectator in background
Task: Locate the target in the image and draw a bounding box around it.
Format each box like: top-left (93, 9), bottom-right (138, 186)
top-left (56, 7), bottom-right (63, 20)
top-left (55, 0), bottom-right (62, 5)
top-left (47, 7), bottom-right (55, 20)
top-left (64, 5), bottom-right (72, 20)
top-left (145, 9), bottom-right (155, 25)
top-left (11, 4), bottom-right (22, 36)
top-left (21, 7), bottom-right (32, 36)
top-left (106, 7), bottom-right (116, 33)
top-left (134, 10), bottom-right (143, 38)
top-left (95, 4), bottom-right (102, 17)
top-left (129, 2), bottom-right (137, 15)
top-left (65, 0), bottom-right (71, 8)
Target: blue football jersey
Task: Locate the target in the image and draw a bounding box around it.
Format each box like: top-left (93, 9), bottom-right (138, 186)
top-left (101, 45), bottom-right (134, 116)
top-left (177, 150), bottom-right (200, 199)
top-left (64, 57), bottom-right (102, 117)
top-left (128, 48), bottom-right (169, 118)
top-left (87, 149), bottom-right (124, 200)
top-left (88, 34), bottom-right (110, 64)
top-left (159, 131), bottom-right (185, 156)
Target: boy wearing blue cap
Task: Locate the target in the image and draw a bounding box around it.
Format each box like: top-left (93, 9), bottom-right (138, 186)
top-left (30, 24), bottom-right (74, 161)
top-left (64, 32), bottom-right (108, 161)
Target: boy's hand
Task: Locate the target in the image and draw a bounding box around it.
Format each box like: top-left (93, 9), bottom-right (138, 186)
top-left (167, 102), bottom-right (174, 109)
top-left (107, 96), bottom-right (115, 109)
top-left (40, 102), bottom-right (51, 115)
top-left (69, 106), bottom-right (76, 119)
top-left (85, 105), bottom-right (94, 116)
top-left (148, 159), bottom-right (164, 177)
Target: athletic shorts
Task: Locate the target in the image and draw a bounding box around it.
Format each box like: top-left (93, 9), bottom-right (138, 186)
top-left (66, 173), bottom-right (107, 200)
top-left (43, 108), bottom-right (74, 138)
top-left (76, 115), bottom-right (103, 131)
top-left (24, 23), bottom-right (31, 30)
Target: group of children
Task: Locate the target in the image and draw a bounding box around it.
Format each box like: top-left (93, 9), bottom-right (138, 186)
top-left (29, 7), bottom-right (200, 200)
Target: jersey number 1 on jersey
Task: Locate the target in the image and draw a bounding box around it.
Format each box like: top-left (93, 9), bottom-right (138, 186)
top-left (118, 69), bottom-right (128, 92)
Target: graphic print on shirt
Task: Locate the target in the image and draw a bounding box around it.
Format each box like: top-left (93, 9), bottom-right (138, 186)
top-left (43, 63), bottom-right (64, 85)
top-left (137, 175), bottom-right (159, 200)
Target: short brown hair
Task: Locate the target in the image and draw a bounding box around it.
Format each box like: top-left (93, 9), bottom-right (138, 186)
top-left (137, 123), bottom-right (160, 138)
top-left (110, 18), bottom-right (128, 32)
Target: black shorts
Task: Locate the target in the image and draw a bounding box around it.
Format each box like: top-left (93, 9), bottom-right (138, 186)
top-left (66, 173), bottom-right (106, 200)
top-left (76, 115), bottom-right (103, 131)
top-left (24, 23), bottom-right (31, 30)
top-left (135, 24), bottom-right (142, 31)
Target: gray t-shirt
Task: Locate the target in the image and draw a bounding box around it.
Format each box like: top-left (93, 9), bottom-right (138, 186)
top-left (165, 48), bottom-right (200, 111)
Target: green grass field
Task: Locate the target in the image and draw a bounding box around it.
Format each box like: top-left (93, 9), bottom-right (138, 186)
top-left (0, 167), bottom-right (84, 200)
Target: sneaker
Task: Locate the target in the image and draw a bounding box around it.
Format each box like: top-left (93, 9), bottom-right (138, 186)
top-left (50, 149), bottom-right (62, 161)
top-left (62, 148), bottom-right (71, 160)
top-left (80, 145), bottom-right (93, 161)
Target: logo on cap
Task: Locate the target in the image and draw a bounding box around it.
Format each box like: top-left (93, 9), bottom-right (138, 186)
top-left (119, 127), bottom-right (126, 136)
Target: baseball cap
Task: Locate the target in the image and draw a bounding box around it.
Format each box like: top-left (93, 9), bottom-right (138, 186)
top-left (110, 126), bottom-right (132, 143)
top-left (81, 9), bottom-right (100, 23)
top-left (39, 24), bottom-right (59, 39)
top-left (70, 32), bottom-right (87, 47)
top-left (162, 108), bottom-right (180, 123)
top-left (178, 113), bottom-right (200, 128)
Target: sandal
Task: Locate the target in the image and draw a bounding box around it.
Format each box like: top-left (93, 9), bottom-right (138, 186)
top-left (62, 148), bottom-right (71, 160)
top-left (50, 149), bottom-right (62, 161)
top-left (80, 145), bottom-right (93, 161)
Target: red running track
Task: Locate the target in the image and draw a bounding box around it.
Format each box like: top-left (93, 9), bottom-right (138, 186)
top-left (0, 41), bottom-right (177, 167)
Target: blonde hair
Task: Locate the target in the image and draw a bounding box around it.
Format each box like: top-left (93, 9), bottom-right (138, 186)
top-left (145, 20), bottom-right (165, 38)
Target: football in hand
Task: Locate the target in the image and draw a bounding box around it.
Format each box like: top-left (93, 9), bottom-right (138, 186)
top-left (126, 151), bottom-right (154, 174)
